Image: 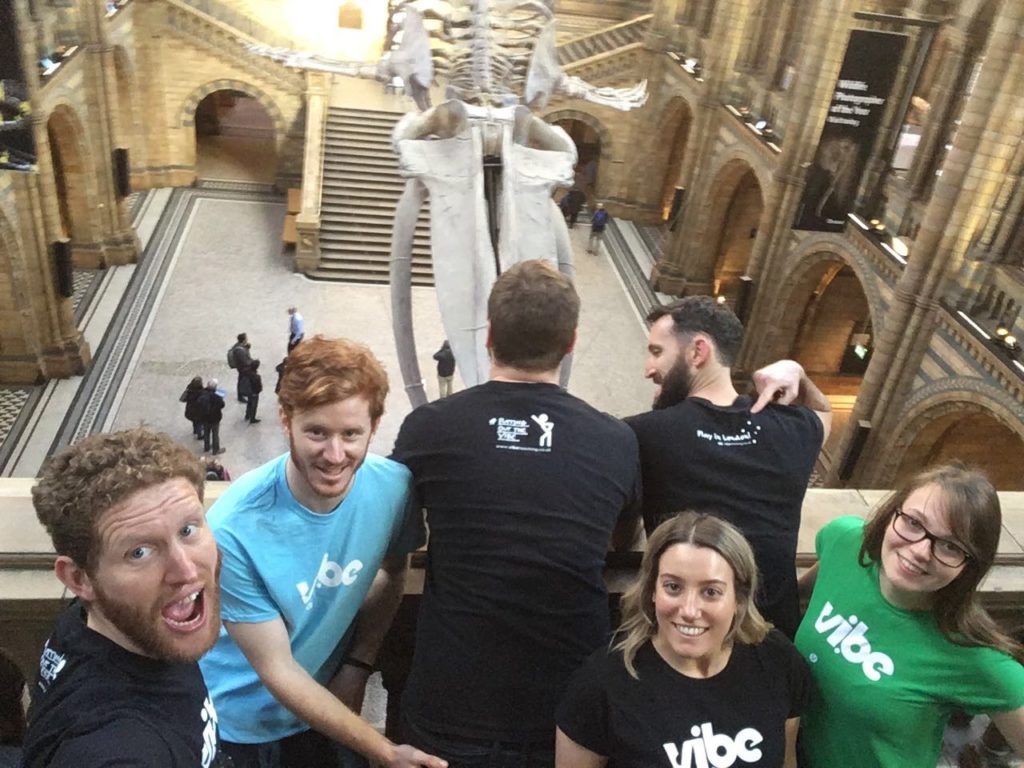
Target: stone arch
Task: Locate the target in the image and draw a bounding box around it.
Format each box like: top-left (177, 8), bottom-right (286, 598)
top-left (542, 107), bottom-right (614, 197)
top-left (694, 155), bottom-right (769, 297)
top-left (759, 234), bottom-right (885, 365)
top-left (655, 96), bottom-right (694, 219)
top-left (880, 379), bottom-right (1024, 489)
top-left (46, 103), bottom-right (94, 247)
top-left (179, 80), bottom-right (286, 136)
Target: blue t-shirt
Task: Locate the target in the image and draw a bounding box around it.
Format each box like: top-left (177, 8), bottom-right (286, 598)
top-left (199, 453), bottom-right (422, 743)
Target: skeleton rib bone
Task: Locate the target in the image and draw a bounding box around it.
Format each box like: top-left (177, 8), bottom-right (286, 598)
top-left (248, 1), bottom-right (647, 404)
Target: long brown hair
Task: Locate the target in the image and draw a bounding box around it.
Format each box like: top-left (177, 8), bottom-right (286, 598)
top-left (614, 512), bottom-right (770, 678)
top-left (860, 462), bottom-right (1023, 662)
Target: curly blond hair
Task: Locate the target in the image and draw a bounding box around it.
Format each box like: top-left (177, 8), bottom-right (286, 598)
top-left (32, 428), bottom-right (204, 570)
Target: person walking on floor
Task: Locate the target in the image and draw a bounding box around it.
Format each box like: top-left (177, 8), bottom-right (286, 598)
top-left (432, 340), bottom-right (455, 399)
top-left (587, 202), bottom-right (609, 254)
top-left (228, 333), bottom-right (254, 403)
top-left (287, 307), bottom-right (305, 352)
top-left (180, 375), bottom-right (205, 440)
top-left (240, 360), bottom-right (263, 424)
top-left (199, 378), bottom-right (225, 455)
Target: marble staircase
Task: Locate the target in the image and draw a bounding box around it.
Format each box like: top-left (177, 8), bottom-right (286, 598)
top-left (558, 14), bottom-right (651, 67)
top-left (309, 108), bottom-right (433, 285)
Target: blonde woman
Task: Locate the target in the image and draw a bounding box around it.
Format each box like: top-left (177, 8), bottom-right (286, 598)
top-left (557, 512), bottom-right (809, 768)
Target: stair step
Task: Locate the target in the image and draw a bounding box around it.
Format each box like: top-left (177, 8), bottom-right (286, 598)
top-left (315, 107), bottom-right (434, 285)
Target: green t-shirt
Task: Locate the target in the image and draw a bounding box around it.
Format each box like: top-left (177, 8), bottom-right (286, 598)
top-left (795, 516), bottom-right (1024, 768)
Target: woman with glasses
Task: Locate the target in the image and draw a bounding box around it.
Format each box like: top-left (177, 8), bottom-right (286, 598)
top-left (795, 463), bottom-right (1024, 767)
top-left (556, 512), bottom-right (811, 768)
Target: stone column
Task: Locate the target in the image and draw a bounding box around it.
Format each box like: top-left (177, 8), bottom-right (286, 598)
top-left (649, 0), bottom-right (744, 295)
top-left (6, 0), bottom-right (91, 380)
top-left (736, 0), bottom-right (860, 372)
top-left (78, 0), bottom-right (139, 266)
top-left (904, 29), bottom-right (966, 198)
top-left (836, 1), bottom-right (1024, 486)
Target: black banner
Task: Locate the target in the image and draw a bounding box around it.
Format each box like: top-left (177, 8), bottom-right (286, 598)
top-left (1, 2), bottom-right (36, 170)
top-left (794, 29), bottom-right (907, 231)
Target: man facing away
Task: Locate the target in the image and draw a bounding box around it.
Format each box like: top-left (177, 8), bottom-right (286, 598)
top-left (199, 336), bottom-right (445, 768)
top-left (229, 333), bottom-right (253, 403)
top-left (392, 260), bottom-right (642, 767)
top-left (432, 339), bottom-right (455, 398)
top-left (24, 428), bottom-right (222, 767)
top-left (625, 296), bottom-right (831, 638)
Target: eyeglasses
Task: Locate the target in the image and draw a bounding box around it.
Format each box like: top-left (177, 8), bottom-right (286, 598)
top-left (891, 510), bottom-right (973, 568)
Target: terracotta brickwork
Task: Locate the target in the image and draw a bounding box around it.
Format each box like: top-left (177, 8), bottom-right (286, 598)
top-left (1, 0), bottom-right (1022, 488)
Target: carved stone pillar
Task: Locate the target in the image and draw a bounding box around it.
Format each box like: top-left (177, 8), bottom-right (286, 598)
top-left (904, 29), bottom-right (966, 198)
top-left (836, 2), bottom-right (1024, 486)
top-left (736, 0), bottom-right (860, 372)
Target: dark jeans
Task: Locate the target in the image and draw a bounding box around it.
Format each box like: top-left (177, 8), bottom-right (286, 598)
top-left (219, 729), bottom-right (368, 768)
top-left (190, 419), bottom-right (204, 438)
top-left (402, 718), bottom-right (554, 768)
top-left (203, 423), bottom-right (221, 453)
top-left (245, 393), bottom-right (260, 422)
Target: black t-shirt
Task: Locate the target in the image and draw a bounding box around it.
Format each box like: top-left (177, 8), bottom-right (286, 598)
top-left (625, 398), bottom-right (822, 637)
top-left (557, 632), bottom-right (811, 768)
top-left (392, 381), bottom-right (642, 741)
top-left (22, 603), bottom-right (219, 767)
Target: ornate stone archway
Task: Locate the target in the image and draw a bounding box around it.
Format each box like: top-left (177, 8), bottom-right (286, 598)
top-left (179, 79), bottom-right (286, 136)
top-left (876, 379), bottom-right (1024, 489)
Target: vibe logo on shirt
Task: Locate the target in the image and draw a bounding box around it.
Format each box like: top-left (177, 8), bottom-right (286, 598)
top-left (663, 722), bottom-right (764, 768)
top-left (200, 696), bottom-right (218, 768)
top-left (296, 553), bottom-right (363, 609)
top-left (811, 600), bottom-right (894, 681)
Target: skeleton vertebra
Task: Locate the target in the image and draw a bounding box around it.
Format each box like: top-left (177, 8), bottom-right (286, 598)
top-left (250, 1), bottom-right (646, 405)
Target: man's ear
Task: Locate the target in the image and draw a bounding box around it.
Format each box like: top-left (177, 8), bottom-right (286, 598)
top-left (54, 556), bottom-right (96, 602)
top-left (565, 329), bottom-right (577, 356)
top-left (485, 322), bottom-right (493, 351)
top-left (691, 335), bottom-right (715, 368)
top-left (279, 405), bottom-right (291, 438)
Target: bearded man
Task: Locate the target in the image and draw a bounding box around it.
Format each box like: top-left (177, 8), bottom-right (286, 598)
top-left (25, 428), bottom-right (222, 767)
top-left (624, 296), bottom-right (831, 637)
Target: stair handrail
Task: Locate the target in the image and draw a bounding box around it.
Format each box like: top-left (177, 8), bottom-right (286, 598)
top-left (562, 40), bottom-right (646, 75)
top-left (556, 13), bottom-right (653, 59)
top-left (175, 0), bottom-right (302, 51)
top-left (295, 72), bottom-right (331, 274)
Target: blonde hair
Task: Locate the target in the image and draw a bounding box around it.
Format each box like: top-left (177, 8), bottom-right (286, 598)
top-left (615, 511), bottom-right (770, 678)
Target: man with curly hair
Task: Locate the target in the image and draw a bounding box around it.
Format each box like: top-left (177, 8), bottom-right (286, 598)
top-left (23, 428), bottom-right (221, 767)
top-left (199, 336), bottom-right (444, 768)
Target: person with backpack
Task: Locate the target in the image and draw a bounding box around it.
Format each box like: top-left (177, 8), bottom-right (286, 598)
top-left (432, 340), bottom-right (455, 398)
top-left (198, 379), bottom-right (226, 455)
top-left (228, 333), bottom-right (253, 403)
top-left (239, 360), bottom-right (263, 424)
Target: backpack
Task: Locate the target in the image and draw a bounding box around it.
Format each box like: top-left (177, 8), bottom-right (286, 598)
top-left (227, 345), bottom-right (239, 369)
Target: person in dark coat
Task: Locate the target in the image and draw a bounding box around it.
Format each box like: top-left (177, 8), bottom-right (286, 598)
top-left (433, 340), bottom-right (456, 398)
top-left (239, 360), bottom-right (263, 424)
top-left (198, 378), bottom-right (225, 455)
top-left (229, 333), bottom-right (253, 403)
top-left (180, 376), bottom-right (205, 440)
top-left (565, 188), bottom-right (585, 228)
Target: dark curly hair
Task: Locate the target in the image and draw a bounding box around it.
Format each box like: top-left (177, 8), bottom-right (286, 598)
top-left (32, 428), bottom-right (204, 571)
top-left (647, 296), bottom-right (744, 367)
